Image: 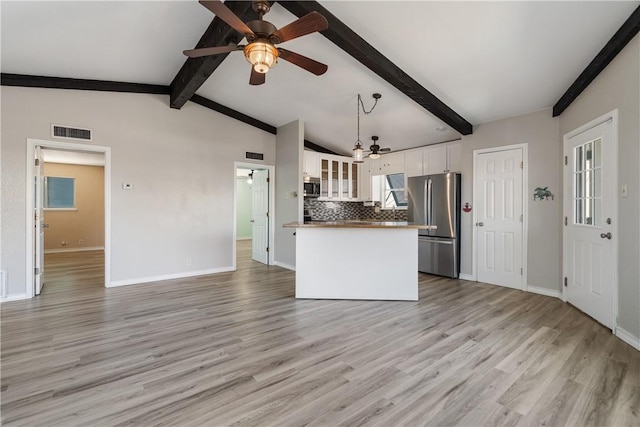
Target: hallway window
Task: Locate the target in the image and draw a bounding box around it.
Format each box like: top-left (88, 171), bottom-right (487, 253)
top-left (45, 177), bottom-right (75, 209)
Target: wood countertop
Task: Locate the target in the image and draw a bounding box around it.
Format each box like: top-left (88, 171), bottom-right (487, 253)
top-left (283, 221), bottom-right (437, 230)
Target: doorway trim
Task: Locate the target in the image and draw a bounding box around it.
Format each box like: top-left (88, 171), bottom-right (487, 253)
top-left (233, 162), bottom-right (276, 269)
top-left (26, 138), bottom-right (111, 297)
top-left (562, 109), bottom-right (618, 333)
top-left (471, 143), bottom-right (529, 289)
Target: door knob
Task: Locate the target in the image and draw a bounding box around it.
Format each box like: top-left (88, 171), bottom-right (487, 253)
top-left (476, 222), bottom-right (484, 227)
top-left (250, 220), bottom-right (255, 223)
top-left (42, 223), bottom-right (50, 228)
top-left (600, 232), bottom-right (612, 240)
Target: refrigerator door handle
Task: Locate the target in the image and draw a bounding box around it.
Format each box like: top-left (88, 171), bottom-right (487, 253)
top-left (419, 237), bottom-right (454, 245)
top-left (427, 178), bottom-right (433, 225)
top-left (423, 180), bottom-right (428, 224)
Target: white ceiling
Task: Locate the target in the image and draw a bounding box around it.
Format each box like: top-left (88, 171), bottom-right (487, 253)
top-left (2, 1), bottom-right (638, 156)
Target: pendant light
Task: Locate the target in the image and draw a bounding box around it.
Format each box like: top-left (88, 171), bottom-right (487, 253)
top-left (247, 170), bottom-right (254, 184)
top-left (352, 93), bottom-right (381, 163)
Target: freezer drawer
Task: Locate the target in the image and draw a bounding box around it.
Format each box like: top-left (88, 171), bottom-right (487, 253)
top-left (418, 237), bottom-right (458, 278)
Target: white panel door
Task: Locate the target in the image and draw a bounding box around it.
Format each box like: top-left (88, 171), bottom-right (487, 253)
top-left (563, 120), bottom-right (615, 329)
top-left (34, 146), bottom-right (45, 295)
top-left (476, 148), bottom-right (524, 289)
top-left (251, 169), bottom-right (269, 265)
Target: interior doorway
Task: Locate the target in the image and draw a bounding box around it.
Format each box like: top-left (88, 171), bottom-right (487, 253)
top-left (27, 139), bottom-right (111, 298)
top-left (473, 144), bottom-right (528, 289)
top-left (40, 149), bottom-right (106, 295)
top-left (234, 163), bottom-right (275, 268)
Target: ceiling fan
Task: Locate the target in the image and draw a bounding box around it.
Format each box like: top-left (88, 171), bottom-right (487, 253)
top-left (366, 136), bottom-right (391, 159)
top-left (184, 0), bottom-right (329, 85)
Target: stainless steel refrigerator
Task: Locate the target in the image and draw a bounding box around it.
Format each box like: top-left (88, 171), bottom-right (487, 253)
top-left (407, 173), bottom-right (461, 278)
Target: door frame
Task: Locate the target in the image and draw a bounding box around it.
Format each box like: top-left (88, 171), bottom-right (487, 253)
top-left (472, 143), bottom-right (529, 289)
top-left (562, 110), bottom-right (618, 332)
top-left (26, 138), bottom-right (111, 297)
top-left (233, 162), bottom-right (275, 269)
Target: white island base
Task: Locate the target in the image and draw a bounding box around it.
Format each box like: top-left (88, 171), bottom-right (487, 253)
top-left (294, 226), bottom-right (419, 301)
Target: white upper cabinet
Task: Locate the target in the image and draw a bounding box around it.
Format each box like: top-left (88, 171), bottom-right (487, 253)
top-left (317, 153), bottom-right (359, 201)
top-left (303, 151), bottom-right (320, 178)
top-left (379, 152), bottom-right (405, 175)
top-left (405, 148), bottom-right (425, 177)
top-left (360, 158), bottom-right (372, 202)
top-left (446, 142), bottom-right (462, 172)
top-left (423, 145), bottom-right (448, 175)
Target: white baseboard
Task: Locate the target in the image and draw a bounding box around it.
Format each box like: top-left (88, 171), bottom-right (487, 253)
top-left (236, 237), bottom-right (252, 241)
top-left (273, 261), bottom-right (295, 271)
top-left (527, 285), bottom-right (561, 298)
top-left (458, 273), bottom-right (474, 281)
top-left (615, 326), bottom-right (640, 351)
top-left (108, 266), bottom-right (235, 288)
top-left (1, 293), bottom-right (27, 303)
top-left (45, 246), bottom-right (104, 254)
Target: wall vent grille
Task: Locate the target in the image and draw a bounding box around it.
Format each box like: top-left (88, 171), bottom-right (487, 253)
top-left (51, 124), bottom-right (93, 141)
top-left (245, 151), bottom-right (264, 161)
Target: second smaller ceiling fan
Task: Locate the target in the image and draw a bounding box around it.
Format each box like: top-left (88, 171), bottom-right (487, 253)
top-left (184, 0), bottom-right (329, 86)
top-left (366, 136), bottom-right (391, 159)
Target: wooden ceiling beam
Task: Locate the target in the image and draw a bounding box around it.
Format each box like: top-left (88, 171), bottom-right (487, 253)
top-left (553, 5), bottom-right (640, 117)
top-left (277, 1), bottom-right (473, 135)
top-left (169, 1), bottom-right (260, 109)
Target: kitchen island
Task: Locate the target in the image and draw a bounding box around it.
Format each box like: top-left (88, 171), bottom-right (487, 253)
top-left (283, 221), bottom-right (436, 301)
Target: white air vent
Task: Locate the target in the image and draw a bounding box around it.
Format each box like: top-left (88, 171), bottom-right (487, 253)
top-left (51, 124), bottom-right (93, 141)
top-left (245, 151), bottom-right (264, 161)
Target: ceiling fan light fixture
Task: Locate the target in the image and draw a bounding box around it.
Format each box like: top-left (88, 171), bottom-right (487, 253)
top-left (244, 41), bottom-right (278, 74)
top-left (369, 152), bottom-right (381, 160)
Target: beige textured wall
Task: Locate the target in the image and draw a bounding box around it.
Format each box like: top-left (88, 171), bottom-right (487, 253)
top-left (43, 163), bottom-right (105, 251)
top-left (459, 109), bottom-right (562, 291)
top-left (558, 34), bottom-right (640, 340)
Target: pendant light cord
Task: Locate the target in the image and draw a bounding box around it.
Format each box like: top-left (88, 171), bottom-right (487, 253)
top-left (356, 94), bottom-right (380, 144)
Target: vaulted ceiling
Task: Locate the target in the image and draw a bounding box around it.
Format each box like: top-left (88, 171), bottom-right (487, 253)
top-left (2, 1), bottom-right (639, 155)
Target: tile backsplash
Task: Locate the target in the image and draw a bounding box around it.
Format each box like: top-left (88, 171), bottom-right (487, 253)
top-left (304, 199), bottom-right (408, 221)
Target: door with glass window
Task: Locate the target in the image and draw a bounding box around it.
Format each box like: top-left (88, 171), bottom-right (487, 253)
top-left (563, 118), bottom-right (615, 329)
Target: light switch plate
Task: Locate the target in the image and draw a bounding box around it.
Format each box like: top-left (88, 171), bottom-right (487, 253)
top-left (620, 184), bottom-right (628, 198)
top-left (122, 183), bottom-right (134, 190)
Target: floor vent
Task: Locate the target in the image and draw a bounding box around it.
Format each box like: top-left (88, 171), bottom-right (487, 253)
top-left (245, 151), bottom-right (264, 161)
top-left (51, 124), bottom-right (93, 141)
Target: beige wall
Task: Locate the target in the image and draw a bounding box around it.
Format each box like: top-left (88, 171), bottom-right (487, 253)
top-left (43, 163), bottom-right (105, 251)
top-left (559, 34), bottom-right (640, 339)
top-left (459, 109), bottom-right (562, 291)
top-left (1, 87), bottom-right (276, 295)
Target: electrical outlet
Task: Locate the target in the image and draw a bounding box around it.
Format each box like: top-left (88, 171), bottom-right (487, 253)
top-left (186, 259), bottom-right (192, 266)
top-left (374, 206), bottom-right (381, 213)
top-left (79, 239), bottom-right (84, 245)
top-left (122, 183), bottom-right (134, 190)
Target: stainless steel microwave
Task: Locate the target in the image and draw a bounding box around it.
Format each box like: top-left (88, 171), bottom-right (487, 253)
top-left (303, 177), bottom-right (321, 198)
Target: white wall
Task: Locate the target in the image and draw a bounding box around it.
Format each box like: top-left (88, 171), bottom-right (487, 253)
top-left (558, 34), bottom-right (640, 340)
top-left (459, 109), bottom-right (562, 292)
top-left (274, 120), bottom-right (303, 269)
top-left (1, 86), bottom-right (275, 296)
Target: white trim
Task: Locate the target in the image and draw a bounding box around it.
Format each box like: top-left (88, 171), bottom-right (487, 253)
top-left (235, 237), bottom-right (252, 241)
top-left (44, 246), bottom-right (104, 254)
top-left (458, 273), bottom-right (475, 281)
top-left (1, 294), bottom-right (28, 303)
top-left (615, 326), bottom-right (640, 351)
top-left (233, 162), bottom-right (276, 269)
top-left (108, 266), bottom-right (234, 288)
top-left (562, 110), bottom-right (619, 331)
top-left (26, 138), bottom-right (111, 296)
top-left (472, 143), bottom-right (528, 289)
top-left (527, 285), bottom-right (561, 299)
top-left (273, 261), bottom-right (296, 271)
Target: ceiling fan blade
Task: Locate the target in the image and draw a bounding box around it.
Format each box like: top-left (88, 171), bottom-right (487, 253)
top-left (271, 11), bottom-right (328, 43)
top-left (249, 67), bottom-right (265, 86)
top-left (183, 44), bottom-right (243, 58)
top-left (199, 0), bottom-right (255, 38)
top-left (278, 49), bottom-right (328, 76)
top-left (380, 148), bottom-right (391, 152)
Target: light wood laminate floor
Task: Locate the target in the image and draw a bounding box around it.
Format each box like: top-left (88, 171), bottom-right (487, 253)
top-left (1, 242), bottom-right (638, 426)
